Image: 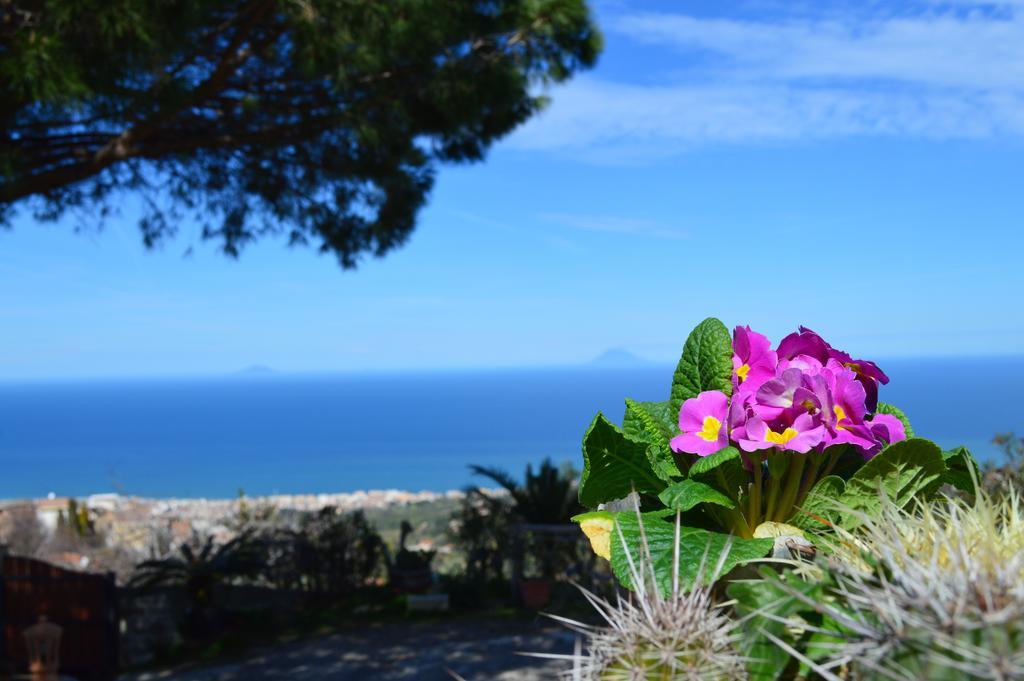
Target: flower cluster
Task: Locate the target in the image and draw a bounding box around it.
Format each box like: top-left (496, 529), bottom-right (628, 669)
top-left (671, 326), bottom-right (905, 459)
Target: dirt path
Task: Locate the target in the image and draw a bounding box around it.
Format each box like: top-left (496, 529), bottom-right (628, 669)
top-left (119, 617), bottom-right (577, 680)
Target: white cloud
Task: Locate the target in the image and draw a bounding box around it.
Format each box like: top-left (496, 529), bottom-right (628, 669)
top-left (510, 77), bottom-right (1024, 160)
top-left (538, 212), bottom-right (689, 240)
top-left (926, 0), bottom-right (1024, 6)
top-left (613, 11), bottom-right (1024, 91)
top-left (507, 5), bottom-right (1024, 159)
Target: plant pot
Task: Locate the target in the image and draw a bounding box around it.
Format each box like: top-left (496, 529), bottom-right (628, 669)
top-left (518, 578), bottom-right (551, 609)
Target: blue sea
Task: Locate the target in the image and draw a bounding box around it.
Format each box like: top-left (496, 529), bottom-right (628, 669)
top-left (0, 359), bottom-right (1020, 499)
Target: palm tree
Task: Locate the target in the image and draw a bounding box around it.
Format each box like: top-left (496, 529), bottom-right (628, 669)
top-left (469, 458), bottom-right (580, 525)
top-left (470, 459), bottom-right (584, 584)
top-left (130, 531), bottom-right (264, 638)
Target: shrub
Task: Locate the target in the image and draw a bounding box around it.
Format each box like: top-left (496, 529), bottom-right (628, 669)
top-left (449, 488), bottom-right (514, 582)
top-left (130, 531), bottom-right (264, 639)
top-left (470, 458), bottom-right (583, 579)
top-left (986, 432), bottom-right (1024, 497)
top-left (269, 507), bottom-right (386, 599)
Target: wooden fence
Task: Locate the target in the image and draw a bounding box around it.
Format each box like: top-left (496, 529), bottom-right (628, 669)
top-left (0, 553), bottom-right (118, 680)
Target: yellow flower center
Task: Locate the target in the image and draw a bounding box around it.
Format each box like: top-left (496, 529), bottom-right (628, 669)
top-left (833, 405), bottom-right (848, 430)
top-left (765, 427), bottom-right (799, 445)
top-left (697, 416), bottom-right (722, 442)
top-left (736, 364), bottom-right (751, 382)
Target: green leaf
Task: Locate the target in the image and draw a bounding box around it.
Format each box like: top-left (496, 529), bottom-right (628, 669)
top-left (941, 445), bottom-right (980, 494)
top-left (659, 479), bottom-right (736, 513)
top-left (622, 399), bottom-right (683, 481)
top-left (688, 445), bottom-right (746, 502)
top-left (670, 317), bottom-right (733, 415)
top-left (791, 475), bottom-right (845, 531)
top-left (802, 630), bottom-right (850, 670)
top-left (609, 512), bottom-right (772, 594)
top-left (579, 413), bottom-right (666, 508)
top-left (839, 437), bottom-right (945, 523)
top-left (728, 567), bottom-right (824, 681)
top-left (689, 445), bottom-right (740, 477)
top-left (876, 402), bottom-right (914, 438)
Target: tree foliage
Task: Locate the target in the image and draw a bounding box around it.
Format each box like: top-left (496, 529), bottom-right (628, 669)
top-left (130, 531), bottom-right (264, 607)
top-left (470, 457), bottom-right (580, 525)
top-left (0, 0), bottom-right (600, 265)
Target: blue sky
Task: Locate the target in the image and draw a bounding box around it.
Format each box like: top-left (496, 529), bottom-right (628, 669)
top-left (2, 0), bottom-right (1023, 380)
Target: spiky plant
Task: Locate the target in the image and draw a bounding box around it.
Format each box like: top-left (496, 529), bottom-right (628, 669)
top-left (543, 510), bottom-right (748, 680)
top-left (779, 488), bottom-right (1024, 680)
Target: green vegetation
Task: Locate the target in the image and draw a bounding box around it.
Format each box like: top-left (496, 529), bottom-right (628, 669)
top-left (387, 520), bottom-right (435, 592)
top-left (448, 490), bottom-right (513, 583)
top-left (558, 515), bottom-right (746, 680)
top-left (58, 499), bottom-right (96, 538)
top-left (470, 458), bottom-right (581, 525)
top-left (274, 507), bottom-right (387, 597)
top-left (470, 458), bottom-right (584, 580)
top-left (131, 532), bottom-right (264, 639)
top-left (364, 497), bottom-right (462, 550)
top-left (572, 318), bottom-right (978, 598)
top-left (734, 488), bottom-right (1024, 680)
top-left (551, 318), bottom-right (1024, 679)
top-left (1, 0), bottom-right (599, 266)
top-left (987, 432), bottom-right (1024, 495)
top-left (557, 485), bottom-right (1024, 680)
top-left (123, 459), bottom-right (600, 669)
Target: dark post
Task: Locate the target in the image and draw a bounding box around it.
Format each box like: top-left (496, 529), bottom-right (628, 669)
top-left (105, 571), bottom-right (119, 679)
top-left (0, 543), bottom-right (9, 675)
top-left (509, 525), bottom-right (525, 604)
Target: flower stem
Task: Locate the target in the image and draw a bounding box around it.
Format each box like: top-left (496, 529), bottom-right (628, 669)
top-left (793, 452), bottom-right (822, 514)
top-left (774, 453), bottom-right (807, 522)
top-left (764, 453), bottom-right (783, 522)
top-left (820, 447), bottom-right (843, 479)
top-left (749, 452), bottom-right (763, 530)
top-left (731, 501), bottom-right (753, 539)
top-left (711, 466), bottom-right (752, 538)
top-left (712, 501), bottom-right (750, 539)
top-left (716, 467), bottom-right (734, 502)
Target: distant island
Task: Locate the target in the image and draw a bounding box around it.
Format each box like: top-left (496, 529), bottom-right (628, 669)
top-left (589, 347), bottom-right (655, 368)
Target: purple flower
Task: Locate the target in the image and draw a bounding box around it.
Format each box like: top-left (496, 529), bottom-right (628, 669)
top-left (865, 413), bottom-right (907, 451)
top-left (753, 368), bottom-right (806, 421)
top-left (670, 390), bottom-right (730, 457)
top-left (736, 412), bottom-right (825, 454)
top-left (824, 361), bottom-right (867, 419)
top-left (777, 354), bottom-right (824, 376)
top-left (777, 326), bottom-right (889, 411)
top-left (828, 348), bottom-right (890, 385)
top-left (728, 391), bottom-right (754, 440)
top-left (732, 326), bottom-right (777, 393)
top-left (818, 361), bottom-right (876, 450)
top-left (776, 327), bottom-right (831, 363)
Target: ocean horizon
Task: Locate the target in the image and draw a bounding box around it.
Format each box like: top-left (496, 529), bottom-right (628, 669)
top-left (1, 358), bottom-right (1019, 499)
